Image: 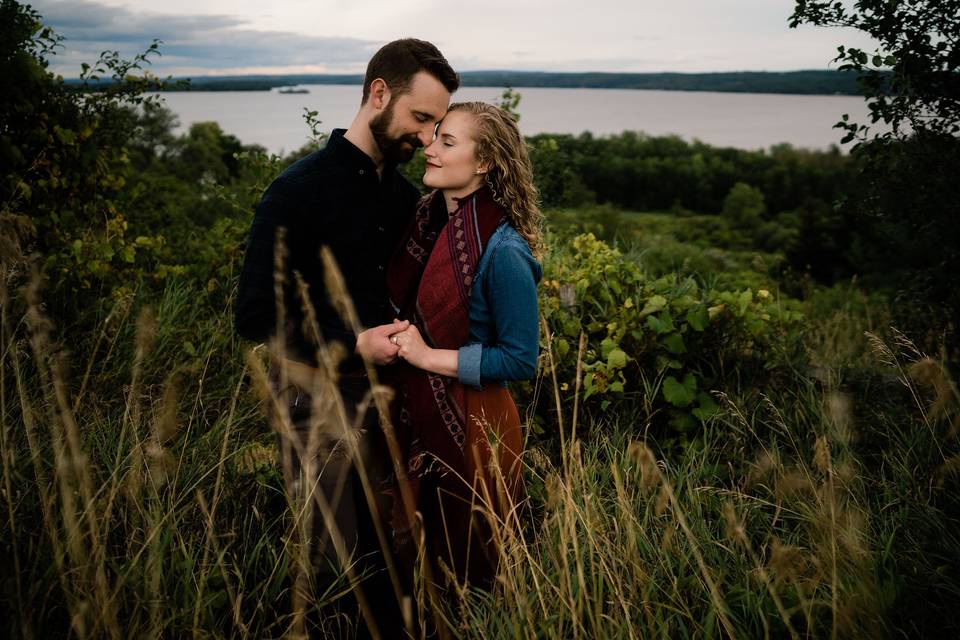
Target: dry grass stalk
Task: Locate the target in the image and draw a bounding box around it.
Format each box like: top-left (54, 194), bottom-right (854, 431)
top-left (723, 502), bottom-right (801, 640)
top-left (633, 442), bottom-right (737, 639)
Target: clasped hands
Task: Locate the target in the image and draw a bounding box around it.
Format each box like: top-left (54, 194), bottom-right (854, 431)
top-left (355, 318), bottom-right (429, 367)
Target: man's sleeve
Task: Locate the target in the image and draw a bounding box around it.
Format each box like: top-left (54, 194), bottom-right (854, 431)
top-left (235, 180), bottom-right (291, 343)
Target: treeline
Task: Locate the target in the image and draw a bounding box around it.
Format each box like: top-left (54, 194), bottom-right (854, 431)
top-left (527, 132), bottom-right (850, 214)
top-left (66, 69), bottom-right (864, 95)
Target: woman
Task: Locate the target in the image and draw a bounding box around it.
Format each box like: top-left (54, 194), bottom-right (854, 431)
top-left (384, 101), bottom-right (543, 589)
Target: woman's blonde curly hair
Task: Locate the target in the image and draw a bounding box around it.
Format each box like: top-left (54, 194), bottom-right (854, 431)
top-left (448, 101), bottom-right (545, 258)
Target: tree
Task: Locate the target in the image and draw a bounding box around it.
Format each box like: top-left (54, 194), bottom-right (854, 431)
top-left (721, 182), bottom-right (766, 228)
top-left (790, 0), bottom-right (960, 364)
top-left (790, 0), bottom-right (960, 143)
top-left (0, 0), bottom-right (173, 316)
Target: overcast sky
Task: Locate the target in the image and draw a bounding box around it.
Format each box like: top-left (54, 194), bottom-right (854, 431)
top-left (33, 0), bottom-right (881, 77)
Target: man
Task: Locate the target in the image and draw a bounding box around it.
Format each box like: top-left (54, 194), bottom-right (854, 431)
top-left (235, 38), bottom-right (458, 637)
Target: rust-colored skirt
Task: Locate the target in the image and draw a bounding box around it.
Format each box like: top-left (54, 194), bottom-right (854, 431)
top-left (421, 384), bottom-right (524, 590)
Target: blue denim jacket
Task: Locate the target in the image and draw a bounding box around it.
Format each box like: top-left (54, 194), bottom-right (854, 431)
top-left (457, 221), bottom-right (542, 389)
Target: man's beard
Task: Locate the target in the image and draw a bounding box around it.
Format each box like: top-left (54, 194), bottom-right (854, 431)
top-left (369, 100), bottom-right (421, 164)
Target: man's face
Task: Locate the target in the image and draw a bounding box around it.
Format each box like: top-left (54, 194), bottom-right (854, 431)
top-left (369, 71), bottom-right (451, 164)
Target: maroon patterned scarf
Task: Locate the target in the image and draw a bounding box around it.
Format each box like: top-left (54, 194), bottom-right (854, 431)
top-left (384, 185), bottom-right (505, 544)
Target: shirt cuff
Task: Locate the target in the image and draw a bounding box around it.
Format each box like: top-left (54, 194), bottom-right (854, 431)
top-left (457, 343), bottom-right (483, 389)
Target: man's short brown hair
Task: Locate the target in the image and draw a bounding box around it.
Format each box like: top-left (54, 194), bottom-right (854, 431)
top-left (362, 38), bottom-right (459, 104)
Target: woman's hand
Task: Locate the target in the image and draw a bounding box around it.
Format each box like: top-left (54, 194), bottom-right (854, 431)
top-left (392, 324), bottom-right (431, 369)
top-left (392, 325), bottom-right (460, 377)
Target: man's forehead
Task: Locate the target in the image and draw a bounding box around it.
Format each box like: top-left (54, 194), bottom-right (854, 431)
top-left (401, 72), bottom-right (451, 115)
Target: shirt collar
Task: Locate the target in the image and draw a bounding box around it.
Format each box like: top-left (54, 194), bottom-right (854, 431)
top-left (326, 128), bottom-right (399, 178)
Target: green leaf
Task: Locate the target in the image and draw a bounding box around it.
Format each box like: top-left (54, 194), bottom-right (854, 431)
top-left (600, 337), bottom-right (618, 359)
top-left (555, 338), bottom-right (570, 358)
top-left (670, 411), bottom-right (697, 432)
top-left (607, 348), bottom-right (628, 369)
top-left (54, 126), bottom-right (76, 145)
top-left (609, 380), bottom-right (624, 393)
top-left (656, 356), bottom-right (684, 371)
top-left (647, 311), bottom-right (674, 334)
top-left (737, 289), bottom-right (753, 314)
top-left (686, 305), bottom-right (709, 331)
top-left (640, 295), bottom-right (667, 317)
top-left (692, 392), bottom-right (720, 421)
top-left (663, 373), bottom-right (697, 407)
top-left (663, 333), bottom-right (686, 354)
top-left (182, 341), bottom-right (197, 356)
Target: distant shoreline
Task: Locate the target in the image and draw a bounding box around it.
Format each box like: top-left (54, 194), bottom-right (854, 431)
top-left (66, 70), bottom-right (865, 96)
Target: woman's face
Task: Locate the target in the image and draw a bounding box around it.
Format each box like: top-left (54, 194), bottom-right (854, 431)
top-left (422, 110), bottom-right (486, 196)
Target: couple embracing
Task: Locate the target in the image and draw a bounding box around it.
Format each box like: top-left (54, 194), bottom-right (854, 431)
top-left (235, 38), bottom-right (543, 637)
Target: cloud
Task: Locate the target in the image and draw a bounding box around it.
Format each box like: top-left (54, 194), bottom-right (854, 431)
top-left (30, 0), bottom-right (883, 75)
top-left (32, 0), bottom-right (380, 75)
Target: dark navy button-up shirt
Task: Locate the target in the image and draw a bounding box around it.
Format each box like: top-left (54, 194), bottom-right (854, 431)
top-left (456, 221), bottom-right (543, 388)
top-left (235, 129), bottom-right (420, 368)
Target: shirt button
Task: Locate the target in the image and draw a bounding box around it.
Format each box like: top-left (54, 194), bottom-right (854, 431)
top-left (359, 169), bottom-right (365, 175)
top-left (378, 225), bottom-right (385, 232)
top-left (377, 265), bottom-right (384, 272)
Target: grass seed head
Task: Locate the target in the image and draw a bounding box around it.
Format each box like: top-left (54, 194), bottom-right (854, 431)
top-left (767, 537), bottom-right (804, 585)
top-left (545, 472), bottom-right (563, 511)
top-left (654, 483), bottom-right (670, 516)
top-left (776, 468), bottom-right (812, 498)
top-left (723, 502), bottom-right (746, 544)
top-left (826, 391), bottom-right (854, 444)
top-left (628, 440), bottom-right (660, 491)
top-left (908, 356), bottom-right (958, 416)
top-left (813, 435), bottom-right (831, 474)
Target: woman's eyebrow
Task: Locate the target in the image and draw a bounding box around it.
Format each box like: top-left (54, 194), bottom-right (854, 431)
top-left (440, 132), bottom-right (457, 140)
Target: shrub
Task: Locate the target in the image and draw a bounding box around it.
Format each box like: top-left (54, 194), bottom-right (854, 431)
top-left (538, 232), bottom-right (805, 438)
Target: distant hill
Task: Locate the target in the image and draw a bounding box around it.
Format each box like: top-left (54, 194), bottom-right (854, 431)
top-left (66, 70), bottom-right (865, 96)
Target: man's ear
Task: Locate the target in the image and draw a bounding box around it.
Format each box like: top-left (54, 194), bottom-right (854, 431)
top-left (370, 78), bottom-right (390, 109)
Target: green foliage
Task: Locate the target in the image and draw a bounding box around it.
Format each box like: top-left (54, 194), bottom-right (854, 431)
top-left (721, 182), bottom-right (766, 229)
top-left (528, 131), bottom-right (852, 220)
top-left (791, 0), bottom-right (960, 365)
top-left (790, 0), bottom-right (960, 141)
top-left (528, 136), bottom-right (595, 208)
top-left (0, 0), bottom-right (178, 314)
top-left (539, 232), bottom-right (805, 437)
top-left (495, 86), bottom-right (522, 123)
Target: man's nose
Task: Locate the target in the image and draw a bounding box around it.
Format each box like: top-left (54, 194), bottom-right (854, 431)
top-left (416, 127), bottom-right (434, 148)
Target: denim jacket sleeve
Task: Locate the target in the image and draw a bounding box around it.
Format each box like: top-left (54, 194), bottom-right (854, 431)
top-left (457, 230), bottom-right (541, 387)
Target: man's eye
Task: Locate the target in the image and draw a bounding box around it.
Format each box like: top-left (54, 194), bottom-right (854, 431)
top-left (415, 114), bottom-right (428, 123)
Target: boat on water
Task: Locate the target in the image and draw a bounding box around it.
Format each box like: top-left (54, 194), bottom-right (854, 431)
top-left (278, 87), bottom-right (309, 94)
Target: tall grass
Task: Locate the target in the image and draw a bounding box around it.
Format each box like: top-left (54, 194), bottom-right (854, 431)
top-left (2, 259), bottom-right (959, 638)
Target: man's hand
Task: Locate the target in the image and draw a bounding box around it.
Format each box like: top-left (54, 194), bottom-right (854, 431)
top-left (355, 318), bottom-right (409, 365)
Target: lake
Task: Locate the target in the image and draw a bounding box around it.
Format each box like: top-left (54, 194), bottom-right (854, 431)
top-left (156, 85), bottom-right (880, 155)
